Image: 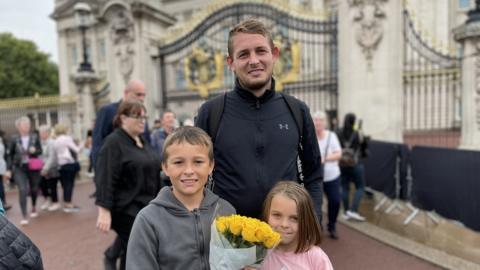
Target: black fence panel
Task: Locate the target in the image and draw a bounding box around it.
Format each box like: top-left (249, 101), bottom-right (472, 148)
top-left (398, 144), bottom-right (411, 201)
top-left (410, 146), bottom-right (480, 231)
top-left (363, 141), bottom-right (399, 199)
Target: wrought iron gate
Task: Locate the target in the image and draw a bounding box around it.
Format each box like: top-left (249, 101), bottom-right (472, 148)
top-left (403, 10), bottom-right (462, 148)
top-left (158, 1), bottom-right (338, 121)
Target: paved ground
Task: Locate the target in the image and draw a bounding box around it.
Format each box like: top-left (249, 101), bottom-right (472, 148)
top-left (3, 180), bottom-right (444, 270)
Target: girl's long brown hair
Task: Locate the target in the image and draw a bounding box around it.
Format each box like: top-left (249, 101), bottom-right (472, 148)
top-left (262, 181), bottom-right (322, 253)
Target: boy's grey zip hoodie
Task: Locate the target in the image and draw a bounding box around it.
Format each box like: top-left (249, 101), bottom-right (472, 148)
top-left (126, 186), bottom-right (235, 270)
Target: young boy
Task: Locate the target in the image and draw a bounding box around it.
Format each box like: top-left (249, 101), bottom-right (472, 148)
top-left (126, 126), bottom-right (235, 270)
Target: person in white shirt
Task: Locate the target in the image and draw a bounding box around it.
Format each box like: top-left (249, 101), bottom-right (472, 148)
top-left (313, 111), bottom-right (342, 239)
top-left (53, 124), bottom-right (80, 213)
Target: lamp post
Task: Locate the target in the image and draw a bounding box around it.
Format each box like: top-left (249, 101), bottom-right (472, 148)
top-left (72, 2), bottom-right (97, 141)
top-left (466, 0), bottom-right (480, 24)
top-left (74, 2), bottom-right (93, 73)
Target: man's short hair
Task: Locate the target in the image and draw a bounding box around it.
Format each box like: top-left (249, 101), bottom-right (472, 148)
top-left (162, 126), bottom-right (213, 164)
top-left (160, 109), bottom-right (175, 120)
top-left (228, 18), bottom-right (274, 57)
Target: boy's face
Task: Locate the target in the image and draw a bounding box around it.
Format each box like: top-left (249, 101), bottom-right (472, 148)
top-left (162, 142), bottom-right (214, 202)
top-left (227, 33), bottom-right (279, 92)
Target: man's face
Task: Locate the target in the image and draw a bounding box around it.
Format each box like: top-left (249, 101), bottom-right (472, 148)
top-left (227, 33), bottom-right (279, 92)
top-left (125, 85), bottom-right (146, 103)
top-left (161, 112), bottom-right (176, 130)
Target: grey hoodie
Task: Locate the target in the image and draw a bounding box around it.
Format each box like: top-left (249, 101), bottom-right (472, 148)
top-left (126, 186), bottom-right (235, 270)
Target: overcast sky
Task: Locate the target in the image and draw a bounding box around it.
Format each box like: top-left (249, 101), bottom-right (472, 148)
top-left (0, 0), bottom-right (58, 63)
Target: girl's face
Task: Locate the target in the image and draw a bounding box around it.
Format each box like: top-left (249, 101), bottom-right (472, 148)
top-left (267, 194), bottom-right (299, 252)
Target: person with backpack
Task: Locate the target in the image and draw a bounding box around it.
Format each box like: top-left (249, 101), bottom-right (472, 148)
top-left (195, 19), bottom-right (323, 221)
top-left (337, 112), bottom-right (369, 222)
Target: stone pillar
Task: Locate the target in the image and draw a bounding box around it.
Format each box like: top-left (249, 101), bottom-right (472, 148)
top-left (454, 4), bottom-right (480, 150)
top-left (338, 0), bottom-right (403, 142)
top-left (73, 72), bottom-right (98, 141)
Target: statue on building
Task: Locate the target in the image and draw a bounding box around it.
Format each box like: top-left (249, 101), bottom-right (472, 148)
top-left (110, 9), bottom-right (135, 83)
top-left (348, 0), bottom-right (388, 66)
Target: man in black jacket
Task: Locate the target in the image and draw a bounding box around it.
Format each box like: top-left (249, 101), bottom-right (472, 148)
top-left (195, 19), bottom-right (323, 220)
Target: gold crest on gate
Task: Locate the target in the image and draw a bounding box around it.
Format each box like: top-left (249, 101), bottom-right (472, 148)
top-left (184, 42), bottom-right (224, 97)
top-left (273, 32), bottom-right (301, 91)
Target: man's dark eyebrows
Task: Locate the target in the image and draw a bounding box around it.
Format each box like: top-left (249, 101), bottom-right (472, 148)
top-left (236, 48), bottom-right (249, 56)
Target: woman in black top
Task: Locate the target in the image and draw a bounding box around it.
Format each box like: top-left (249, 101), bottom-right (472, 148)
top-left (338, 113), bottom-right (369, 222)
top-left (95, 101), bottom-right (161, 270)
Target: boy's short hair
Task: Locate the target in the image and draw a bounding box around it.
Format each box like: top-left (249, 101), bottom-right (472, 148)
top-left (228, 18), bottom-right (274, 57)
top-left (162, 126), bottom-right (213, 164)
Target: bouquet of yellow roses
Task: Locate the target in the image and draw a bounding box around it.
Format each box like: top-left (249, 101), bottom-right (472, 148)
top-left (209, 214), bottom-right (281, 270)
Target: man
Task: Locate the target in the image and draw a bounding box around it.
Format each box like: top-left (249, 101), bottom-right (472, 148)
top-left (150, 110), bottom-right (176, 161)
top-left (91, 79), bottom-right (149, 270)
top-left (195, 19), bottom-right (323, 220)
top-left (91, 79), bottom-right (149, 166)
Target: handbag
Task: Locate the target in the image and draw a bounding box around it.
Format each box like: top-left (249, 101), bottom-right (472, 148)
top-left (28, 157), bottom-right (44, 171)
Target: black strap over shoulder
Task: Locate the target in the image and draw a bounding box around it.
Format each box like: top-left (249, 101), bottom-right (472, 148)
top-left (281, 93), bottom-right (305, 185)
top-left (207, 92), bottom-right (227, 143)
top-left (281, 93), bottom-right (303, 139)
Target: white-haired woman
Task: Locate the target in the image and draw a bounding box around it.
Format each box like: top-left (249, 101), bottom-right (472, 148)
top-left (313, 111), bottom-right (343, 239)
top-left (5, 116), bottom-right (42, 225)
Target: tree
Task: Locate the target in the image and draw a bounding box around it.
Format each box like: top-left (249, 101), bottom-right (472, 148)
top-left (0, 33), bottom-right (58, 98)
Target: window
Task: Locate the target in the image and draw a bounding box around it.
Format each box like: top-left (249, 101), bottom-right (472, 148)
top-left (98, 39), bottom-right (106, 62)
top-left (69, 45), bottom-right (78, 66)
top-left (50, 111), bottom-right (58, 126)
top-left (459, 0), bottom-right (471, 9)
top-left (38, 112), bottom-right (47, 126)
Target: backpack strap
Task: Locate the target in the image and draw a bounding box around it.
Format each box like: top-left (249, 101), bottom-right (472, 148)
top-left (281, 93), bottom-right (305, 185)
top-left (281, 94), bottom-right (303, 139)
top-left (207, 93), bottom-right (227, 143)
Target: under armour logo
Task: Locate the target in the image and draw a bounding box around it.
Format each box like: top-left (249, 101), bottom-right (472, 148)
top-left (279, 124), bottom-right (289, 130)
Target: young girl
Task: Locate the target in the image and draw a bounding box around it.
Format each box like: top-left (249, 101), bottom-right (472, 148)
top-left (260, 181), bottom-right (334, 270)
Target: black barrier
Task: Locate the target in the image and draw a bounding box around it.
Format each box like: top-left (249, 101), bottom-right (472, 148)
top-left (398, 144), bottom-right (410, 201)
top-left (410, 146), bottom-right (480, 232)
top-left (363, 141), bottom-right (399, 199)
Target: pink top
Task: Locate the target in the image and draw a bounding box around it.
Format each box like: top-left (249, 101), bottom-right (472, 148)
top-left (260, 246), bottom-right (334, 270)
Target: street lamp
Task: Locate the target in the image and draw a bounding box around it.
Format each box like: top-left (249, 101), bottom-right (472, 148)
top-left (466, 0), bottom-right (480, 24)
top-left (74, 2), bottom-right (94, 73)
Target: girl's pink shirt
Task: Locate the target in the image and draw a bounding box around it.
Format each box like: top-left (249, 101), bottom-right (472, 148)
top-left (260, 245), bottom-right (334, 270)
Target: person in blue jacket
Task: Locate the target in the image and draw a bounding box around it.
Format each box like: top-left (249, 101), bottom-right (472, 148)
top-left (195, 19), bottom-right (323, 221)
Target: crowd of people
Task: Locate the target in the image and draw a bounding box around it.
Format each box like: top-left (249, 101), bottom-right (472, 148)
top-left (0, 18), bottom-right (371, 270)
top-left (0, 117), bottom-right (83, 226)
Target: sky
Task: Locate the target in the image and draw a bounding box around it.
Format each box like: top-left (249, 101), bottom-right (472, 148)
top-left (0, 0), bottom-right (58, 63)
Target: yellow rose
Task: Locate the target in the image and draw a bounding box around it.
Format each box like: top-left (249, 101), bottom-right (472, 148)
top-left (229, 216), bottom-right (243, 235)
top-left (264, 233), bottom-right (281, 249)
top-left (216, 219), bottom-right (227, 233)
top-left (242, 221), bottom-right (259, 243)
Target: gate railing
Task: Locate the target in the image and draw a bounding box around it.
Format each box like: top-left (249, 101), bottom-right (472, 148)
top-left (0, 94), bottom-right (77, 137)
top-left (403, 10), bottom-right (462, 148)
top-left (158, 1), bottom-right (338, 118)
